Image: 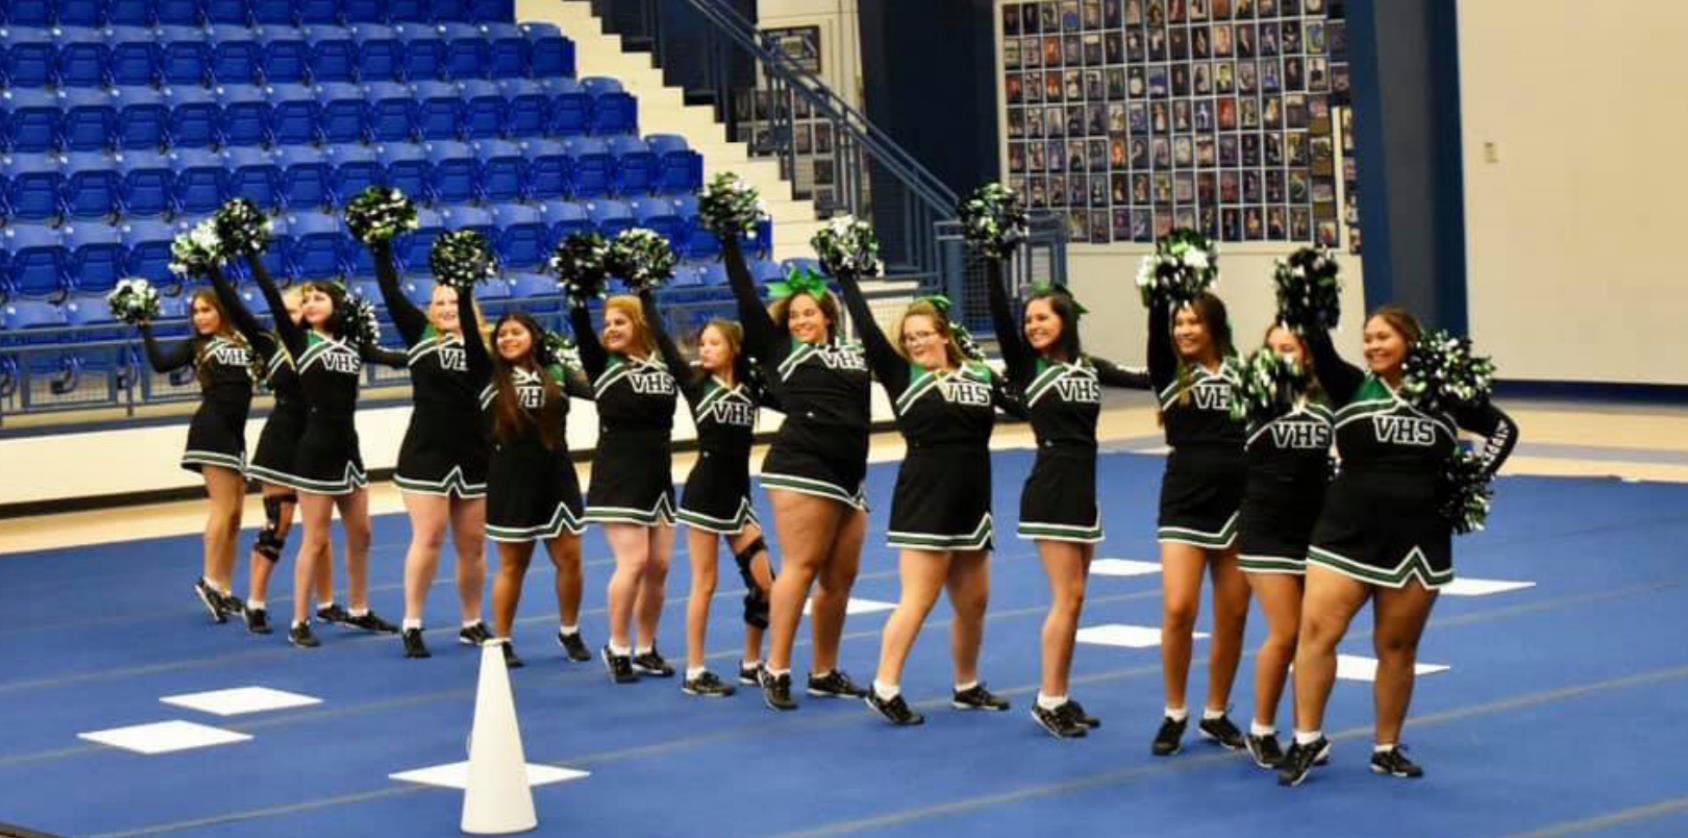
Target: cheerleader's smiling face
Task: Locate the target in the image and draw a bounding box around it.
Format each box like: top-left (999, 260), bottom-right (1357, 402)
top-left (496, 319), bottom-right (534, 363)
top-left (601, 306), bottom-right (635, 354)
top-left (1363, 315), bottom-right (1409, 379)
top-left (301, 288), bottom-right (335, 330)
top-left (429, 285), bottom-right (461, 335)
top-left (1173, 304), bottom-right (1215, 362)
top-left (786, 294), bottom-right (831, 345)
top-left (190, 296), bottom-right (223, 336)
top-left (900, 313), bottom-right (949, 371)
top-left (1023, 298), bottom-right (1064, 354)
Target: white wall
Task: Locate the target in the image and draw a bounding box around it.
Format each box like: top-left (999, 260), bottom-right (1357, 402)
top-left (1460, 0), bottom-right (1688, 384)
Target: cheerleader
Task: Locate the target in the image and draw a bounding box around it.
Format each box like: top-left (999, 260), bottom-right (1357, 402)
top-left (1235, 325), bottom-right (1334, 767)
top-left (251, 270), bottom-right (400, 647)
top-left (367, 239), bottom-right (491, 659)
top-left (1277, 307), bottom-right (1516, 786)
top-left (724, 238), bottom-right (871, 710)
top-left (643, 293), bottom-right (777, 696)
top-left (835, 278), bottom-right (1024, 726)
top-left (569, 295), bottom-right (680, 682)
top-left (985, 266), bottom-right (1152, 738)
top-left (1146, 290), bottom-right (1250, 755)
top-left (135, 287), bottom-right (254, 623)
top-left (456, 286), bottom-right (594, 668)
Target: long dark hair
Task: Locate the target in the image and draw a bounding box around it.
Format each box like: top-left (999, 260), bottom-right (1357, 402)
top-left (1024, 286), bottom-right (1084, 363)
top-left (1173, 291), bottom-right (1235, 405)
top-left (489, 311), bottom-right (565, 450)
top-left (188, 288), bottom-right (249, 387)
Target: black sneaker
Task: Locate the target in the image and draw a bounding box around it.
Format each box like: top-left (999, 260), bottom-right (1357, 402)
top-left (681, 670), bottom-right (736, 697)
top-left (1151, 716), bottom-right (1188, 756)
top-left (1031, 703), bottom-right (1088, 739)
top-left (759, 668), bottom-right (798, 711)
top-left (218, 591), bottom-right (245, 618)
top-left (738, 661), bottom-right (764, 686)
top-left (806, 669), bottom-right (868, 699)
top-left (501, 640), bottom-right (525, 670)
top-left (1198, 713), bottom-right (1246, 750)
top-left (288, 622), bottom-right (320, 649)
top-left (556, 629), bottom-right (591, 662)
top-left (458, 622), bottom-right (491, 646)
top-left (315, 603), bottom-right (350, 625)
top-left (632, 648), bottom-right (675, 678)
top-left (402, 628), bottom-right (431, 659)
top-left (1277, 737), bottom-right (1333, 787)
top-left (866, 690), bottom-right (925, 726)
top-left (1067, 699), bottom-right (1101, 728)
top-left (194, 579), bottom-right (228, 624)
top-left (952, 684), bottom-right (1011, 712)
top-left (601, 645), bottom-right (638, 684)
top-left (1247, 733), bottom-right (1285, 769)
top-left (1370, 746), bottom-right (1424, 778)
top-left (244, 606), bottom-right (272, 635)
top-left (345, 610), bottom-right (399, 634)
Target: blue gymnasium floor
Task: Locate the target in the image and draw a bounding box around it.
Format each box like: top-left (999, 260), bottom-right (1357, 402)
top-left (2, 450), bottom-right (1687, 837)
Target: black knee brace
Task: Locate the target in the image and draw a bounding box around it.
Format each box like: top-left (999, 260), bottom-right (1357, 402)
top-left (732, 537), bottom-right (769, 591)
top-left (742, 591), bottom-right (770, 630)
top-left (734, 537), bottom-right (772, 630)
top-left (254, 494), bottom-right (297, 562)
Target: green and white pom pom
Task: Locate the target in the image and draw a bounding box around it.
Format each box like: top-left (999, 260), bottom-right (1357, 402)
top-left (542, 329), bottom-right (582, 372)
top-left (169, 218), bottom-right (225, 278)
top-left (958, 182), bottom-right (1029, 260)
top-left (1440, 448), bottom-right (1494, 535)
top-left (107, 277), bottom-right (163, 325)
top-left (341, 290), bottom-right (383, 348)
top-left (1273, 246), bottom-right (1342, 333)
top-left (1229, 347), bottom-right (1309, 427)
top-left (345, 187), bottom-right (420, 245)
top-left (213, 197), bottom-right (273, 257)
top-left (606, 227), bottom-right (678, 293)
top-left (812, 215), bottom-right (882, 278)
top-left (699, 172), bottom-right (767, 238)
top-left (549, 232), bottom-right (612, 306)
top-left (1137, 228), bottom-right (1219, 307)
top-left (429, 230), bottom-right (498, 291)
top-left (1401, 329), bottom-right (1496, 415)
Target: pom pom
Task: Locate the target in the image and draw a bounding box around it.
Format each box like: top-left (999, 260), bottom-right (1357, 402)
top-left (541, 329), bottom-right (582, 372)
top-left (958, 182), bottom-right (1029, 260)
top-left (549, 232), bottom-right (612, 307)
top-left (605, 228), bottom-right (678, 293)
top-left (1273, 246), bottom-right (1342, 333)
top-left (345, 187), bottom-right (419, 245)
top-left (811, 215), bottom-right (883, 278)
top-left (169, 218), bottom-right (225, 278)
top-left (429, 230), bottom-right (498, 291)
top-left (1439, 448), bottom-right (1494, 535)
top-left (1137, 227), bottom-right (1219, 307)
top-left (1229, 347), bottom-right (1310, 427)
top-left (107, 277), bottom-right (162, 325)
top-left (1401, 329), bottom-right (1496, 415)
top-left (212, 198), bottom-right (273, 257)
top-left (337, 287), bottom-right (382, 348)
top-left (699, 172), bottom-right (768, 239)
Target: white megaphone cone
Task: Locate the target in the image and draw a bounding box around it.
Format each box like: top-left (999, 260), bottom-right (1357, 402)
top-left (461, 639), bottom-right (537, 834)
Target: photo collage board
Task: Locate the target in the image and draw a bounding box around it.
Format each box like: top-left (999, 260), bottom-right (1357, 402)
top-left (1000, 0), bottom-right (1354, 247)
top-left (733, 25), bottom-right (845, 215)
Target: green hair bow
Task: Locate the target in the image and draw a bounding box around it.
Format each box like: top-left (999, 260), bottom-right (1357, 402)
top-left (1027, 281), bottom-right (1089, 316)
top-left (768, 267), bottom-right (831, 300)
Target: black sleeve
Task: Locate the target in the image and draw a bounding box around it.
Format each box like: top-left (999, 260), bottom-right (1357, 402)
top-left (568, 304), bottom-right (607, 380)
top-left (1092, 355), bottom-right (1154, 390)
top-left (561, 366), bottom-right (594, 400)
top-left (360, 343), bottom-right (408, 369)
top-left (210, 262), bottom-right (274, 360)
top-left (372, 240), bottom-right (428, 346)
top-left (251, 258), bottom-right (306, 357)
top-left (1304, 325), bottom-right (1365, 406)
top-left (1453, 401), bottom-right (1519, 480)
top-left (458, 285), bottom-right (492, 387)
top-left (139, 324), bottom-right (196, 373)
top-left (723, 237), bottom-right (786, 363)
top-left (835, 270), bottom-right (910, 397)
top-left (641, 289), bottom-right (704, 406)
top-left (984, 259), bottom-right (1034, 387)
top-left (1147, 295), bottom-right (1177, 393)
top-left (991, 368), bottom-right (1029, 420)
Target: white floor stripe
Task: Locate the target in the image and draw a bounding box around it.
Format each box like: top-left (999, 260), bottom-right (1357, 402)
top-left (1443, 578), bottom-right (1537, 597)
top-left (1090, 558), bottom-right (1162, 577)
top-left (79, 720), bottom-right (252, 754)
top-left (389, 761), bottom-right (589, 790)
top-left (160, 686), bottom-right (323, 717)
top-left (1075, 623), bottom-right (1207, 649)
top-left (802, 598), bottom-right (895, 617)
top-left (1334, 654), bottom-right (1451, 682)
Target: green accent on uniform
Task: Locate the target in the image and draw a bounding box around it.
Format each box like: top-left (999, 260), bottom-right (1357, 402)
top-left (585, 495), bottom-right (676, 526)
top-left (893, 367), bottom-right (941, 415)
top-left (760, 472), bottom-right (866, 509)
top-left (487, 502), bottom-right (585, 543)
top-left (1156, 512), bottom-right (1240, 548)
top-left (181, 450), bottom-right (246, 472)
top-left (283, 462), bottom-right (369, 495)
top-left (1238, 555), bottom-right (1308, 575)
top-left (1307, 546), bottom-right (1454, 589)
top-left (887, 514), bottom-right (994, 551)
top-left (393, 467), bottom-right (487, 498)
top-left (675, 497), bottom-right (757, 534)
top-left (1016, 519), bottom-right (1105, 543)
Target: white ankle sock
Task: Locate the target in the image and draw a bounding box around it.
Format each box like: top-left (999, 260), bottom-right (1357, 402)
top-left (560, 624), bottom-right (579, 636)
top-left (1373, 743), bottom-right (1397, 754)
top-left (767, 667), bottom-right (791, 678)
top-left (686, 666), bottom-right (707, 680)
top-left (954, 680), bottom-right (979, 693)
top-left (1295, 729), bottom-right (1323, 746)
top-left (1165, 706), bottom-right (1189, 723)
top-left (1250, 721), bottom-right (1277, 738)
top-left (1202, 707), bottom-right (1226, 722)
top-left (247, 598), bottom-right (265, 611)
top-left (348, 607), bottom-right (369, 618)
top-left (1037, 693), bottom-right (1067, 711)
top-left (402, 618), bottom-right (422, 631)
top-left (635, 645), bottom-right (653, 656)
top-left (741, 659), bottom-right (761, 669)
top-left (609, 642), bottom-right (631, 657)
top-left (462, 619), bottom-right (481, 629)
top-left (317, 600), bottom-right (335, 610)
top-left (872, 680), bottom-right (899, 700)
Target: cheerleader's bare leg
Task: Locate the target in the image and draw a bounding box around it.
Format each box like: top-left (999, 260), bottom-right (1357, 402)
top-left (1038, 540), bottom-right (1093, 699)
top-left (728, 525), bottom-right (774, 665)
top-left (764, 490), bottom-right (843, 673)
top-left (873, 549), bottom-right (952, 688)
top-left (811, 506), bottom-right (867, 675)
top-left (450, 497), bottom-right (487, 625)
top-left (1291, 565), bottom-right (1371, 735)
top-left (1159, 541), bottom-right (1211, 712)
top-left (292, 491), bottom-right (337, 627)
top-left (335, 487), bottom-right (373, 612)
top-left (684, 528), bottom-right (721, 671)
top-left (1371, 581), bottom-right (1438, 747)
top-left (1246, 571), bottom-right (1305, 730)
top-left (603, 523), bottom-right (652, 649)
top-left (546, 532), bottom-right (583, 631)
top-left (492, 541), bottom-right (536, 639)
top-left (945, 549), bottom-right (991, 687)
top-left (400, 492), bottom-right (452, 626)
top-left (1204, 545), bottom-right (1250, 713)
top-left (633, 523), bottom-right (675, 650)
top-left (201, 465), bottom-right (245, 594)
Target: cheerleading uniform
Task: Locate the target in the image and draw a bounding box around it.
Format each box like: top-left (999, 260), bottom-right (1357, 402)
top-left (986, 264), bottom-right (1152, 543)
top-left (1235, 396), bottom-right (1335, 574)
top-left (1147, 298), bottom-right (1248, 548)
top-left (570, 302), bottom-right (679, 526)
top-left (254, 270), bottom-right (367, 495)
top-left (839, 273), bottom-right (1024, 550)
top-left (374, 244), bottom-right (488, 498)
top-left (459, 290), bottom-right (593, 543)
top-left (724, 240), bottom-right (872, 508)
top-left (206, 266), bottom-right (303, 489)
top-left (139, 323), bottom-right (254, 474)
top-left (1302, 328), bottom-right (1517, 589)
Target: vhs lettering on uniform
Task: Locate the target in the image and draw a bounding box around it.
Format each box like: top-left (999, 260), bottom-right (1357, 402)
top-left (704, 399), bottom-right (757, 427)
top-left (436, 345), bottom-right (467, 372)
top-left (517, 384), bottom-right (545, 409)
top-left (1269, 421), bottom-right (1332, 449)
top-left (209, 345), bottom-right (251, 366)
top-left (1372, 415), bottom-right (1438, 446)
top-left (1055, 376), bottom-right (1102, 404)
top-left (1191, 382), bottom-right (1233, 411)
top-left (818, 346), bottom-right (867, 371)
top-left (320, 350), bottom-right (360, 374)
top-left (944, 380), bottom-right (994, 407)
top-left (629, 371), bottom-right (676, 395)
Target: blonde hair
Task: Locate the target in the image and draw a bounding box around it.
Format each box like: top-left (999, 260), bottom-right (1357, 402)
top-left (603, 294), bottom-right (658, 359)
top-left (428, 283), bottom-right (489, 341)
top-left (891, 300), bottom-right (967, 369)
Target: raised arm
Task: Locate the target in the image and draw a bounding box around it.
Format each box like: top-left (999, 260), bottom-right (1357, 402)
top-left (723, 238), bottom-right (785, 360)
top-left (138, 323), bottom-right (196, 373)
top-left (210, 263), bottom-right (275, 360)
top-left (567, 303), bottom-right (607, 380)
top-left (990, 368), bottom-right (1029, 420)
top-left (372, 241), bottom-right (428, 346)
top-left (1091, 355), bottom-right (1153, 390)
top-left (1146, 295), bottom-right (1177, 392)
top-left (1303, 324), bottom-right (1365, 406)
top-left (1453, 400), bottom-right (1519, 480)
top-left (834, 270), bottom-right (909, 395)
top-left (251, 258), bottom-right (306, 357)
top-left (639, 289), bottom-right (702, 405)
top-left (559, 365), bottom-right (594, 401)
top-left (984, 260), bottom-right (1034, 386)
top-left (360, 342), bottom-right (408, 369)
top-left (457, 284), bottom-right (492, 387)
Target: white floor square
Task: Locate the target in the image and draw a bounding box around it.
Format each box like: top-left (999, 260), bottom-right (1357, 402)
top-left (160, 686), bottom-right (323, 717)
top-left (1075, 623), bottom-right (1208, 649)
top-left (1090, 558), bottom-right (1162, 577)
top-left (1334, 654), bottom-right (1450, 682)
top-left (390, 761), bottom-right (589, 790)
top-left (78, 720), bottom-right (253, 754)
top-left (803, 597), bottom-right (895, 616)
top-left (1441, 578), bottom-right (1536, 597)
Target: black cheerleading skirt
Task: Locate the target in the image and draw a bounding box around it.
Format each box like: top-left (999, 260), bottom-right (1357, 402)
top-left (1237, 473), bottom-right (1328, 575)
top-left (677, 445), bottom-right (758, 535)
top-left (288, 409), bottom-right (367, 495)
top-left (1017, 445), bottom-right (1102, 543)
top-left (485, 438), bottom-right (585, 543)
top-left (1307, 469), bottom-right (1453, 590)
top-left (887, 444), bottom-right (994, 551)
top-left (585, 432), bottom-right (675, 526)
top-left (1156, 444), bottom-right (1246, 548)
top-left (392, 407), bottom-right (488, 498)
top-left (246, 399), bottom-right (306, 489)
top-left (180, 399), bottom-right (249, 474)
top-left (759, 420), bottom-right (869, 509)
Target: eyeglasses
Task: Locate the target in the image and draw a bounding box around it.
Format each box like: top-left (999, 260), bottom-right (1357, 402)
top-left (902, 331), bottom-right (941, 346)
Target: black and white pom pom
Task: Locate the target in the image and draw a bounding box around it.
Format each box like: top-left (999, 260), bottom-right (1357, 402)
top-left (429, 230), bottom-right (498, 291)
top-left (1230, 347), bottom-right (1308, 427)
top-left (107, 277), bottom-right (163, 325)
top-left (345, 187), bottom-right (420, 245)
top-left (699, 172), bottom-right (767, 239)
top-left (1401, 329), bottom-right (1496, 415)
top-left (1136, 228), bottom-right (1219, 307)
top-left (169, 218), bottom-right (225, 278)
top-left (606, 228), bottom-right (678, 293)
top-left (213, 197), bottom-right (273, 257)
top-left (1440, 448), bottom-right (1494, 535)
top-left (541, 329), bottom-right (582, 372)
top-left (342, 290), bottom-right (382, 348)
top-left (1273, 246), bottom-right (1342, 333)
top-left (811, 215), bottom-right (882, 278)
top-left (549, 232), bottom-right (611, 306)
top-left (958, 182), bottom-right (1029, 260)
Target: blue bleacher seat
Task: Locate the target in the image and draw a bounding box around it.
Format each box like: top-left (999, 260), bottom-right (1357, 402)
top-left (266, 83), bottom-right (320, 145)
top-left (158, 26), bottom-right (212, 87)
top-left (480, 22), bottom-right (527, 79)
top-left (697, 262), bottom-right (730, 287)
top-left (277, 145), bottom-right (334, 211)
top-left (65, 292), bottom-right (119, 325)
top-left (3, 224), bottom-right (68, 299)
top-left (300, 0), bottom-right (351, 25)
top-left (646, 134), bottom-right (703, 194)
top-left (667, 264), bottom-right (701, 288)
top-left (63, 222), bottom-right (129, 294)
top-left (366, 81), bottom-right (417, 142)
top-left (507, 272), bottom-right (556, 306)
top-left (2, 299), bottom-right (70, 330)
top-left (472, 138), bottom-right (524, 202)
top-left (155, 0), bottom-right (205, 27)
top-left (3, 27), bottom-right (58, 88)
top-left (4, 153), bottom-right (65, 221)
top-left (752, 259), bottom-right (786, 284)
top-left (353, 23), bottom-right (405, 82)
top-left (117, 149), bottom-right (175, 217)
top-left (171, 147), bottom-right (229, 214)
top-left (377, 142), bottom-right (432, 202)
top-left (256, 25), bottom-right (311, 85)
top-left (107, 0), bottom-right (156, 26)
top-left (208, 25), bottom-right (264, 85)
top-left (469, 0), bottom-right (512, 23)
top-left (56, 0), bottom-right (112, 27)
top-left (56, 28), bottom-right (112, 88)
top-left (388, 0), bottom-right (431, 24)
top-left (305, 25), bottom-right (358, 83)
top-left (438, 203), bottom-right (492, 236)
top-left (674, 195), bottom-right (722, 261)
top-left (492, 204), bottom-right (550, 271)
top-left (61, 88), bottom-right (117, 152)
top-left (343, 232), bottom-right (380, 281)
top-left (631, 195), bottom-right (685, 250)
top-left (457, 79), bottom-right (504, 139)
top-left (430, 0), bottom-right (468, 23)
top-left (393, 208), bottom-right (442, 275)
top-left (582, 77), bottom-right (637, 136)
top-left (523, 22), bottom-right (572, 79)
top-left (563, 136), bottom-right (612, 198)
top-left (585, 198), bottom-right (633, 238)
top-left (62, 151), bottom-right (123, 219)
top-left (107, 27), bottom-right (160, 87)
top-left (401, 276), bottom-right (434, 304)
top-left (328, 144), bottom-right (384, 203)
top-left (397, 27), bottom-right (447, 81)
top-left (223, 146), bottom-right (282, 211)
top-left (4, 1), bottom-right (56, 26)
top-left (546, 77), bottom-right (588, 136)
top-left (537, 198), bottom-right (590, 240)
top-left (166, 84), bottom-right (222, 150)
top-left (112, 86), bottom-right (169, 151)
top-left (315, 82), bottom-right (368, 144)
top-left (411, 80), bottom-right (462, 140)
top-left (439, 22), bottom-right (486, 80)
top-left (286, 212), bottom-right (346, 280)
top-left (251, 0), bottom-right (295, 25)
top-left (608, 135), bottom-right (656, 196)
top-left (423, 139), bottom-right (478, 204)
top-left (216, 83), bottom-right (272, 147)
top-left (205, 0), bottom-right (250, 25)
top-left (501, 78), bottom-right (550, 137)
top-left (120, 218), bottom-right (182, 284)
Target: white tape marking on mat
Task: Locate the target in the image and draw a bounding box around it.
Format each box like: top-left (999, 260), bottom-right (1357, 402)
top-left (1075, 623), bottom-right (1208, 649)
top-left (160, 686), bottom-right (323, 716)
top-left (390, 761), bottom-right (589, 789)
top-left (1090, 559), bottom-right (1162, 577)
top-left (78, 720), bottom-right (253, 754)
top-left (1441, 578), bottom-right (1536, 597)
